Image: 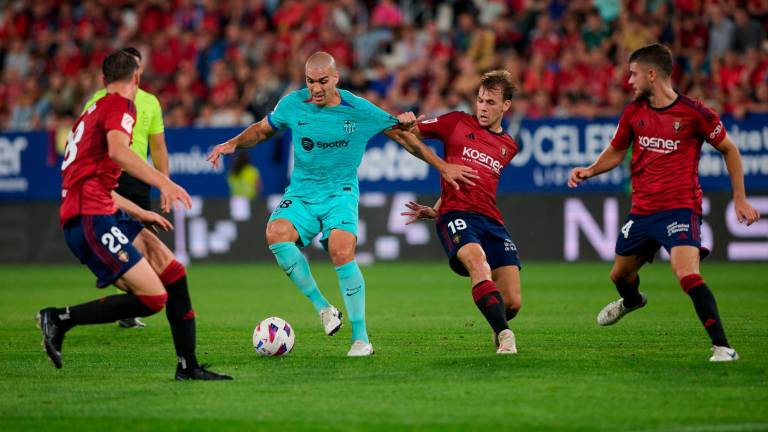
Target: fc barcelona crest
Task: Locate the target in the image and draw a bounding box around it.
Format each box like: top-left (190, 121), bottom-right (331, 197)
top-left (673, 120), bottom-right (682, 133)
top-left (453, 234), bottom-right (461, 244)
top-left (344, 120), bottom-right (356, 134)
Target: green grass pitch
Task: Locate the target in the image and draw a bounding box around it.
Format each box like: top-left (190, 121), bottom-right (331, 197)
top-left (0, 262), bottom-right (766, 431)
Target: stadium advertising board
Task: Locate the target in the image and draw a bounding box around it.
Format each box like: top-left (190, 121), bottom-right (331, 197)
top-left (1, 114), bottom-right (766, 200)
top-left (3, 193), bottom-right (764, 263)
top-left (0, 131), bottom-right (59, 199)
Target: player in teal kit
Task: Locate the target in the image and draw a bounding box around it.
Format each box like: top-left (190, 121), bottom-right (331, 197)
top-left (207, 52), bottom-right (476, 356)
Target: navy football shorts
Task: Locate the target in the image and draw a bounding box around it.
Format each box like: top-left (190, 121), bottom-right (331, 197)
top-left (435, 211), bottom-right (521, 277)
top-left (616, 208), bottom-right (710, 261)
top-left (63, 210), bottom-right (145, 288)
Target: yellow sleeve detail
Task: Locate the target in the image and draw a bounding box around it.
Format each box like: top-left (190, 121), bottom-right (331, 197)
top-left (82, 89), bottom-right (107, 113)
top-left (147, 94), bottom-right (165, 135)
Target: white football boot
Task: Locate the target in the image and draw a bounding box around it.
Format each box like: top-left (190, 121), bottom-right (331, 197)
top-left (709, 345), bottom-right (739, 362)
top-left (496, 329), bottom-right (517, 355)
top-left (597, 293), bottom-right (648, 326)
top-left (319, 306), bottom-right (342, 336)
top-left (347, 340), bottom-right (374, 357)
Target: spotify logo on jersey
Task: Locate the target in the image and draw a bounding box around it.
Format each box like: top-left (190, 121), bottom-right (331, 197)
top-left (301, 137), bottom-right (314, 151)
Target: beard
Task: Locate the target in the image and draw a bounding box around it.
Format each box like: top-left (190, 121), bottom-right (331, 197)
top-left (633, 86), bottom-right (651, 101)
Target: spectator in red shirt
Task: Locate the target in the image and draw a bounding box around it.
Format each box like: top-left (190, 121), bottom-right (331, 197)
top-left (371, 0), bottom-right (403, 28)
top-left (717, 50), bottom-right (745, 93)
top-left (522, 52), bottom-right (557, 97)
top-left (529, 14), bottom-right (561, 61)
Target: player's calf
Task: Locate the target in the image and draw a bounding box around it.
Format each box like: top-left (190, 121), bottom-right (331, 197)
top-left (680, 273), bottom-right (731, 349)
top-left (159, 260), bottom-right (200, 370)
top-left (610, 273), bottom-right (644, 309)
top-left (335, 260), bottom-right (369, 345)
top-left (53, 292), bottom-right (166, 328)
top-left (270, 242), bottom-right (331, 314)
top-left (36, 292), bottom-right (166, 369)
top-left (158, 259), bottom-right (234, 379)
top-left (472, 280), bottom-right (509, 335)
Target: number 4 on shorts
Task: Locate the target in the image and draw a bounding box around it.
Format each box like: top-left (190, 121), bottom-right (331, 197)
top-left (621, 220), bottom-right (634, 239)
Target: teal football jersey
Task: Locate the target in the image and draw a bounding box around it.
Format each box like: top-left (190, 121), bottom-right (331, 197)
top-left (267, 88), bottom-right (398, 201)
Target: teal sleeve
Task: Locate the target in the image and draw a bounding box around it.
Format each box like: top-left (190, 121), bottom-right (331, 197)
top-left (358, 97), bottom-right (399, 134)
top-left (267, 95), bottom-right (292, 131)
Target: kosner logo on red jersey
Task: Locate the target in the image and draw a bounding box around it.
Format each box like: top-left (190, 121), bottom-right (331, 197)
top-left (638, 136), bottom-right (680, 154)
top-left (462, 147), bottom-right (503, 173)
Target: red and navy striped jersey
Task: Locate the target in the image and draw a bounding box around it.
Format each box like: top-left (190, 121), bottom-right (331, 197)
top-left (418, 111), bottom-right (518, 224)
top-left (610, 94), bottom-right (726, 215)
top-left (60, 93), bottom-right (136, 225)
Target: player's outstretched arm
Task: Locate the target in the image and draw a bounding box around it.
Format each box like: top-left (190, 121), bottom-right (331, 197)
top-left (111, 191), bottom-right (174, 232)
top-left (716, 135), bottom-right (760, 225)
top-left (206, 117), bottom-right (275, 169)
top-left (568, 145), bottom-right (627, 188)
top-left (394, 111), bottom-right (423, 137)
top-left (400, 199), bottom-right (441, 225)
top-left (107, 130), bottom-right (191, 212)
top-left (384, 128), bottom-right (479, 190)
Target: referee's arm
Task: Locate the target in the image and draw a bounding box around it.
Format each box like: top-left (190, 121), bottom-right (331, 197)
top-left (149, 132), bottom-right (169, 176)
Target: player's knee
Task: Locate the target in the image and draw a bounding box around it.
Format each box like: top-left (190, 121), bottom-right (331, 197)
top-left (457, 244), bottom-right (487, 270)
top-left (137, 292), bottom-right (168, 314)
top-left (266, 221), bottom-right (293, 245)
top-left (265, 225), bottom-right (282, 244)
top-left (467, 265), bottom-right (490, 281)
top-left (465, 258), bottom-right (490, 279)
top-left (329, 247), bottom-right (355, 266)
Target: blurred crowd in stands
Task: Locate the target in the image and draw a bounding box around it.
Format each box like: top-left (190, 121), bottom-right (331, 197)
top-left (1, 0), bottom-right (767, 134)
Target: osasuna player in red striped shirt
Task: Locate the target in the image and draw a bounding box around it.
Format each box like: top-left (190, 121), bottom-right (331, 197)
top-left (37, 51), bottom-right (231, 380)
top-left (400, 71), bottom-right (523, 354)
top-left (569, 44), bottom-right (760, 362)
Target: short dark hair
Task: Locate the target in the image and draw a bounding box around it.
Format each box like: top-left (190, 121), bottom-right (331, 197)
top-left (102, 50), bottom-right (139, 84)
top-left (629, 43), bottom-right (673, 76)
top-left (479, 70), bottom-right (516, 101)
top-left (120, 46), bottom-right (142, 61)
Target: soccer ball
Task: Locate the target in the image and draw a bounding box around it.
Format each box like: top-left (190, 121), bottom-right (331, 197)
top-left (252, 317), bottom-right (295, 356)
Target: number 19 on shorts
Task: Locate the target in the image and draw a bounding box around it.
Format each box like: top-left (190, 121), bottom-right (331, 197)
top-left (447, 219), bottom-right (467, 234)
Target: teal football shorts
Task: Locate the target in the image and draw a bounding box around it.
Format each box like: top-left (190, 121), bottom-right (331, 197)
top-left (268, 191), bottom-right (358, 248)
